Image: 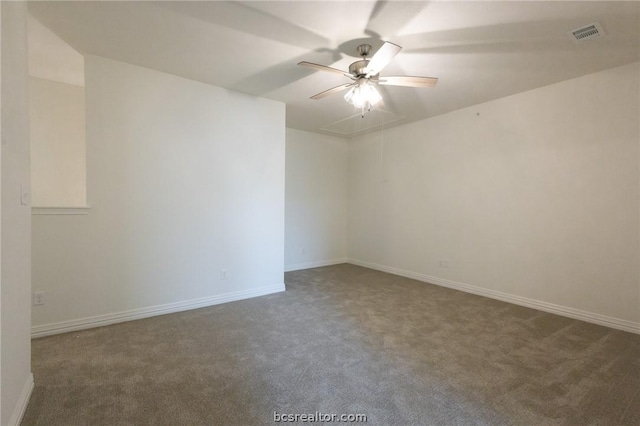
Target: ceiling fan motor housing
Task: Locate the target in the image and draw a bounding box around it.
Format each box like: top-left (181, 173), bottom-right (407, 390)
top-left (349, 60), bottom-right (370, 77)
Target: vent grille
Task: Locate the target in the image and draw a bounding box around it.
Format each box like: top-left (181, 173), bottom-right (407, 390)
top-left (569, 22), bottom-right (605, 42)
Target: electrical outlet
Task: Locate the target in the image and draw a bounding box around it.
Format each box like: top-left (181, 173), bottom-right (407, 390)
top-left (220, 269), bottom-right (228, 280)
top-left (438, 260), bottom-right (449, 268)
top-left (21, 184), bottom-right (30, 206)
top-left (33, 291), bottom-right (45, 306)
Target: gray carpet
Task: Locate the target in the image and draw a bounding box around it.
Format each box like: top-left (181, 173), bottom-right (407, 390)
top-left (22, 264), bottom-right (640, 425)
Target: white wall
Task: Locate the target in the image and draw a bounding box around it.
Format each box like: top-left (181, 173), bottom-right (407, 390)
top-left (285, 128), bottom-right (348, 271)
top-left (349, 62), bottom-right (640, 330)
top-left (1, 2), bottom-right (34, 424)
top-left (29, 77), bottom-right (86, 207)
top-left (31, 56), bottom-right (285, 333)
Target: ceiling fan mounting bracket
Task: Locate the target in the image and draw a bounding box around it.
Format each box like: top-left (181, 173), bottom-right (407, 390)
top-left (356, 44), bottom-right (372, 58)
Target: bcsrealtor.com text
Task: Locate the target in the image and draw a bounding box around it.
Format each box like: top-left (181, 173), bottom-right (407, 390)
top-left (273, 411), bottom-right (368, 423)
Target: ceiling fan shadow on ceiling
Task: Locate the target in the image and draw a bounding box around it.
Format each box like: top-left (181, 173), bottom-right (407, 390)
top-left (298, 41), bottom-right (438, 117)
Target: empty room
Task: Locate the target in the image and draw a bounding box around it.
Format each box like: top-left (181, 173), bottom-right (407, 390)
top-left (1, 1), bottom-right (639, 425)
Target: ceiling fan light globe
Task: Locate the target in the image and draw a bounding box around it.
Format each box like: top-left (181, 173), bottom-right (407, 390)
top-left (365, 85), bottom-right (382, 106)
top-left (344, 83), bottom-right (381, 109)
top-left (344, 86), bottom-right (361, 107)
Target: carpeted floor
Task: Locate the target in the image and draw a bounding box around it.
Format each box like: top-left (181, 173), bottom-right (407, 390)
top-left (22, 264), bottom-right (640, 425)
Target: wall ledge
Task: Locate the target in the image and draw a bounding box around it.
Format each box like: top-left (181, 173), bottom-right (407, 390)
top-left (31, 283), bottom-right (285, 338)
top-left (8, 373), bottom-right (34, 426)
top-left (347, 258), bottom-right (640, 335)
top-left (32, 205), bottom-right (91, 215)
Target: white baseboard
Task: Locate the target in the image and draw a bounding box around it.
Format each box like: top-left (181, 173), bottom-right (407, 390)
top-left (8, 373), bottom-right (34, 426)
top-left (285, 258), bottom-right (348, 272)
top-left (32, 283), bottom-right (285, 338)
top-left (348, 258), bottom-right (640, 335)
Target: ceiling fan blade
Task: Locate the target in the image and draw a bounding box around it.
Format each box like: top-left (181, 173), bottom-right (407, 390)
top-left (378, 75), bottom-right (438, 88)
top-left (298, 61), bottom-right (352, 78)
top-left (310, 83), bottom-right (355, 100)
top-left (365, 41), bottom-right (402, 77)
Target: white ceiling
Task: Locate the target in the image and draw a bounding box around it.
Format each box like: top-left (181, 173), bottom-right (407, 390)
top-left (28, 1), bottom-right (639, 137)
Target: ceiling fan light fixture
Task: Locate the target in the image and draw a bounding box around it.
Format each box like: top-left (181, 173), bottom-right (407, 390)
top-left (344, 80), bottom-right (382, 111)
top-left (299, 40), bottom-right (437, 117)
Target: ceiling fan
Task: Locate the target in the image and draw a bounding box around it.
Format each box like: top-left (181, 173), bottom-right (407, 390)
top-left (298, 41), bottom-right (438, 116)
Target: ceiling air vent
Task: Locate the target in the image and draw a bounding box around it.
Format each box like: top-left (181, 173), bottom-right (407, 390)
top-left (568, 22), bottom-right (605, 43)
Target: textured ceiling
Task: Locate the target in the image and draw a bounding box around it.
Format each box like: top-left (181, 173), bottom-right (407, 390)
top-left (29, 1), bottom-right (640, 137)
